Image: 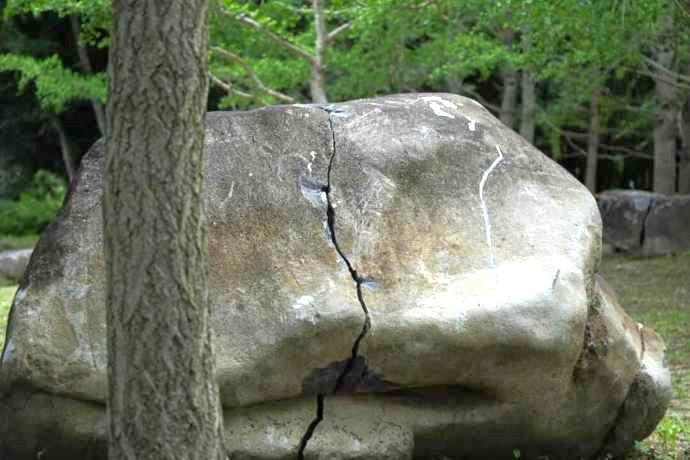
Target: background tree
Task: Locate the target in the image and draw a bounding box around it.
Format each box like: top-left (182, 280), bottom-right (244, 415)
top-left (103, 1), bottom-right (225, 458)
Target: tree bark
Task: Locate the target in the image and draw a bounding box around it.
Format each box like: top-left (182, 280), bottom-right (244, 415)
top-left (498, 30), bottom-right (518, 129)
top-left (310, 0), bottom-right (328, 103)
top-left (652, 14), bottom-right (678, 194)
top-left (70, 15), bottom-right (106, 136)
top-left (680, 95), bottom-right (690, 194)
top-left (585, 85), bottom-right (601, 193)
top-left (519, 70), bottom-right (537, 144)
top-left (500, 67), bottom-right (519, 129)
top-left (104, 2), bottom-right (225, 459)
top-left (50, 116), bottom-right (75, 182)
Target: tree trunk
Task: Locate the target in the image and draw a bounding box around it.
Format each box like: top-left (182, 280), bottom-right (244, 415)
top-left (104, 2), bottom-right (225, 459)
top-left (70, 15), bottom-right (106, 136)
top-left (519, 70), bottom-right (536, 144)
top-left (652, 15), bottom-right (678, 194)
top-left (50, 116), bottom-right (75, 182)
top-left (310, 0), bottom-right (328, 103)
top-left (585, 85), bottom-right (601, 193)
top-left (498, 30), bottom-right (518, 129)
top-left (679, 67), bottom-right (690, 194)
top-left (500, 67), bottom-right (519, 129)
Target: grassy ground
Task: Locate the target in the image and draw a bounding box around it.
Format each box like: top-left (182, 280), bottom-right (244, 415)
top-left (600, 253), bottom-right (690, 459)
top-left (0, 234), bottom-right (38, 287)
top-left (0, 253), bottom-right (687, 457)
top-left (0, 234), bottom-right (38, 252)
top-left (0, 286), bottom-right (15, 351)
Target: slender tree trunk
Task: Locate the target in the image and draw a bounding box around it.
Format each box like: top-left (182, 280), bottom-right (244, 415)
top-left (585, 85), bottom-right (601, 193)
top-left (70, 15), bottom-right (106, 136)
top-left (50, 116), bottom-right (75, 182)
top-left (679, 65), bottom-right (690, 194)
top-left (500, 67), bottom-right (519, 129)
top-left (680, 102), bottom-right (690, 194)
top-left (310, 0), bottom-right (328, 103)
top-left (104, 2), bottom-right (225, 459)
top-left (519, 70), bottom-right (537, 144)
top-left (652, 15), bottom-right (678, 194)
top-left (498, 30), bottom-right (518, 128)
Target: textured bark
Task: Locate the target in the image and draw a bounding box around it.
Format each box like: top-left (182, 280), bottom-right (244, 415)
top-left (50, 116), bottom-right (75, 182)
top-left (585, 85), bottom-right (601, 193)
top-left (520, 70), bottom-right (537, 144)
top-left (680, 78), bottom-right (690, 194)
top-left (70, 15), bottom-right (106, 136)
top-left (104, 2), bottom-right (225, 460)
top-left (498, 31), bottom-right (518, 129)
top-left (652, 15), bottom-right (678, 194)
top-left (310, 0), bottom-right (328, 103)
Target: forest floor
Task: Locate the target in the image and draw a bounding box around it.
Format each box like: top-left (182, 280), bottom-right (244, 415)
top-left (0, 251), bottom-right (687, 457)
top-left (601, 253), bottom-right (690, 459)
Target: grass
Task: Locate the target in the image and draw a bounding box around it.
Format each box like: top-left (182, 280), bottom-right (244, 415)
top-left (0, 234), bottom-right (39, 252)
top-left (600, 252), bottom-right (690, 459)
top-left (0, 233), bottom-right (38, 287)
top-left (0, 286), bottom-right (16, 352)
top-left (0, 252), bottom-right (687, 457)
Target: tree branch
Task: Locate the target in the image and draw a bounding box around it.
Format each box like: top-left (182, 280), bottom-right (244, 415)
top-left (326, 22), bottom-right (352, 42)
top-left (210, 47), bottom-right (295, 103)
top-left (644, 56), bottom-right (690, 85)
top-left (219, 9), bottom-right (316, 65)
top-left (208, 71), bottom-right (254, 100)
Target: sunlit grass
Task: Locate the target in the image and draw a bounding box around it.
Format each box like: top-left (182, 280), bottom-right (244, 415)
top-left (0, 285), bottom-right (16, 352)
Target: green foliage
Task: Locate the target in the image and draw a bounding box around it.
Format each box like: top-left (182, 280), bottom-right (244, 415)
top-left (0, 53), bottom-right (106, 112)
top-left (3, 0), bottom-right (111, 46)
top-left (0, 170), bottom-right (66, 235)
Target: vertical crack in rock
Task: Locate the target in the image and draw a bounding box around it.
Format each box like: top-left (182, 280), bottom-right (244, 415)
top-left (296, 394), bottom-right (323, 460)
top-left (297, 108), bottom-right (372, 459)
top-left (639, 196), bottom-right (655, 248)
top-left (479, 145), bottom-right (504, 267)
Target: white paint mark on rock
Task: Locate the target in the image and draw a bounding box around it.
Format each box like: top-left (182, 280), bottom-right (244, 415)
top-left (479, 145), bottom-right (505, 267)
top-left (293, 295), bottom-right (315, 310)
top-left (468, 119), bottom-right (476, 131)
top-left (422, 96), bottom-right (458, 118)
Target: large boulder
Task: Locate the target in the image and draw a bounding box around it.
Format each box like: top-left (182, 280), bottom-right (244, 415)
top-left (0, 249), bottom-right (33, 281)
top-left (597, 190), bottom-right (690, 256)
top-left (0, 94), bottom-right (671, 460)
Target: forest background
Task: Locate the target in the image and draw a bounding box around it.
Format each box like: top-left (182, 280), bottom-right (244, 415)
top-left (1, 0), bottom-right (690, 238)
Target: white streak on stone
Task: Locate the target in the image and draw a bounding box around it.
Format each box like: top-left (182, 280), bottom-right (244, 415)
top-left (468, 119), bottom-right (476, 131)
top-left (422, 96), bottom-right (457, 118)
top-left (479, 145), bottom-right (505, 267)
top-left (292, 295), bottom-right (314, 310)
top-left (221, 181), bottom-right (235, 208)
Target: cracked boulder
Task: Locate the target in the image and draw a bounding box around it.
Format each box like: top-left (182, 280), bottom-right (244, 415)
top-left (597, 190), bottom-right (690, 255)
top-left (0, 94), bottom-right (671, 460)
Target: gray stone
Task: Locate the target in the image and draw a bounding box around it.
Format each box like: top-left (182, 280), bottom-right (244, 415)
top-left (0, 249), bottom-right (32, 281)
top-left (597, 190), bottom-right (657, 253)
top-left (0, 94), bottom-right (671, 460)
top-left (597, 190), bottom-right (690, 256)
top-left (643, 195), bottom-right (690, 255)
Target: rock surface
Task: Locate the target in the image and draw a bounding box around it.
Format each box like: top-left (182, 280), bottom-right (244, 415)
top-left (0, 94), bottom-right (671, 460)
top-left (0, 249), bottom-right (32, 281)
top-left (597, 190), bottom-right (690, 255)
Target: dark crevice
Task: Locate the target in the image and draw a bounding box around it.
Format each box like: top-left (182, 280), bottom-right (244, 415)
top-left (639, 197), bottom-right (655, 248)
top-left (297, 107), bottom-right (373, 459)
top-left (296, 394), bottom-right (323, 460)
